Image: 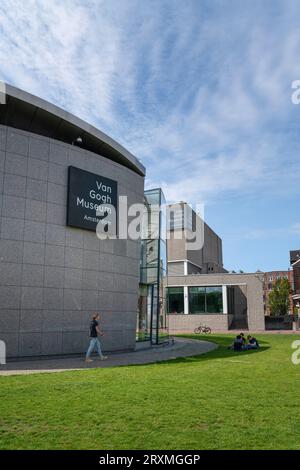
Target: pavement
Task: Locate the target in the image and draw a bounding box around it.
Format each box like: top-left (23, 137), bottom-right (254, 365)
top-left (0, 337), bottom-right (218, 376)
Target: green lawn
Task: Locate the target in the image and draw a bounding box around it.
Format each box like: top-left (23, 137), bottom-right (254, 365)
top-left (0, 334), bottom-right (300, 450)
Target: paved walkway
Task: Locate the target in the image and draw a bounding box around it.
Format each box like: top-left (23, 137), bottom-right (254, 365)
top-left (0, 338), bottom-right (217, 376)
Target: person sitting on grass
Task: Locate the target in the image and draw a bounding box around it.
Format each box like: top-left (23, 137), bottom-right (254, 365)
top-left (228, 335), bottom-right (244, 351)
top-left (246, 335), bottom-right (259, 349)
top-left (240, 332), bottom-right (246, 346)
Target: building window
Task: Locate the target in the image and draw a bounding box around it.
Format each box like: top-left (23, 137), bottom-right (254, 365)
top-left (167, 287), bottom-right (184, 314)
top-left (206, 287), bottom-right (223, 313)
top-left (269, 276), bottom-right (273, 281)
top-left (189, 286), bottom-right (223, 314)
top-left (189, 287), bottom-right (205, 313)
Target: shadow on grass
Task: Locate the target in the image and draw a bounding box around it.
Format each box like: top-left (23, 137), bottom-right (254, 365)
top-left (172, 334), bottom-right (269, 363)
top-left (127, 334), bottom-right (271, 368)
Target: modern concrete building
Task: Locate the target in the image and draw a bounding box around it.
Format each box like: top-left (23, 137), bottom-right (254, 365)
top-left (166, 203), bottom-right (265, 332)
top-left (167, 272), bottom-right (265, 332)
top-left (0, 84), bottom-right (145, 358)
top-left (167, 202), bottom-right (225, 276)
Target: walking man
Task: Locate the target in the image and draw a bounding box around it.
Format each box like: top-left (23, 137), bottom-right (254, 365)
top-left (85, 314), bottom-right (108, 363)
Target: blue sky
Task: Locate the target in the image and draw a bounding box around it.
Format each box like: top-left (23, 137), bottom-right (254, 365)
top-left (0, 0), bottom-right (299, 272)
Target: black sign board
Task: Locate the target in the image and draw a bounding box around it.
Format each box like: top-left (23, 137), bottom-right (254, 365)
top-left (67, 166), bottom-right (118, 232)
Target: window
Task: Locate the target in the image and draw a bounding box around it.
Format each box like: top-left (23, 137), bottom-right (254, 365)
top-left (189, 287), bottom-right (205, 313)
top-left (206, 287), bottom-right (223, 313)
top-left (167, 287), bottom-right (184, 314)
top-left (188, 286), bottom-right (223, 314)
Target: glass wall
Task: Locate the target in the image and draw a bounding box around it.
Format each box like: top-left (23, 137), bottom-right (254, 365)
top-left (189, 286), bottom-right (223, 314)
top-left (189, 287), bottom-right (205, 314)
top-left (206, 287), bottom-right (223, 313)
top-left (167, 286), bottom-right (224, 314)
top-left (137, 188), bottom-right (168, 344)
top-left (167, 287), bottom-right (184, 314)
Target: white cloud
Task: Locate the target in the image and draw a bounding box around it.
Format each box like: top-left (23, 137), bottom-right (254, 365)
top-left (0, 0), bottom-right (300, 210)
top-left (239, 222), bottom-right (300, 240)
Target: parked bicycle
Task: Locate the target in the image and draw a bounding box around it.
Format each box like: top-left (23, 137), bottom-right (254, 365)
top-left (194, 324), bottom-right (211, 335)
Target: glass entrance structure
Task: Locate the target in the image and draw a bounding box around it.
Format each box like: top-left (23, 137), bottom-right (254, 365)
top-left (137, 188), bottom-right (168, 344)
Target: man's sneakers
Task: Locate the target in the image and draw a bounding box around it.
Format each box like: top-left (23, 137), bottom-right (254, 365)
top-left (85, 356), bottom-right (108, 363)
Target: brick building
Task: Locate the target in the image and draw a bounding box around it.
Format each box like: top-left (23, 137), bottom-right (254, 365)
top-left (290, 250), bottom-right (300, 314)
top-left (263, 270), bottom-right (293, 315)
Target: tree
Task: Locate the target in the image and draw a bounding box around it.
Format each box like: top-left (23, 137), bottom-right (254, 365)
top-left (268, 278), bottom-right (291, 316)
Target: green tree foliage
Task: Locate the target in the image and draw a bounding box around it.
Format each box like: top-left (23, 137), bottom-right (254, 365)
top-left (268, 278), bottom-right (291, 316)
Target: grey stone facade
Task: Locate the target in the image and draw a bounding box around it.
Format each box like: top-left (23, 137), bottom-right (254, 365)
top-left (167, 273), bottom-right (265, 332)
top-left (167, 202), bottom-right (225, 275)
top-left (0, 124), bottom-right (144, 358)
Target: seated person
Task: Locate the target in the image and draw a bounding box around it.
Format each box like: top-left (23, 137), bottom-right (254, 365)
top-left (246, 335), bottom-right (259, 349)
top-left (240, 333), bottom-right (246, 346)
top-left (228, 335), bottom-right (244, 351)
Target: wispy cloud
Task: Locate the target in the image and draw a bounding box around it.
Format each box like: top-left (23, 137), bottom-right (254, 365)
top-left (0, 0), bottom-right (299, 270)
top-left (1, 1), bottom-right (300, 206)
top-left (243, 223), bottom-right (300, 240)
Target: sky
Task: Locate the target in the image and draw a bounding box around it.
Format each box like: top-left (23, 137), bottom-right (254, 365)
top-left (0, 0), bottom-right (299, 272)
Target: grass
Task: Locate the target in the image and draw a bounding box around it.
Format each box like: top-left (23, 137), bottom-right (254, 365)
top-left (0, 333), bottom-right (300, 450)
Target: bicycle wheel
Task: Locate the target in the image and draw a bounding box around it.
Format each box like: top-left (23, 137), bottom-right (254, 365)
top-left (194, 327), bottom-right (201, 334)
top-left (204, 327), bottom-right (211, 334)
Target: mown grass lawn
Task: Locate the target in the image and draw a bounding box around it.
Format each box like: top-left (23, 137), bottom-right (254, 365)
top-left (0, 334), bottom-right (300, 450)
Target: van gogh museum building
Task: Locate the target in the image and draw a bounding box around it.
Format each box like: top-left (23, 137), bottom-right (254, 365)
top-left (0, 84), bottom-right (266, 358)
top-left (0, 84), bottom-right (169, 358)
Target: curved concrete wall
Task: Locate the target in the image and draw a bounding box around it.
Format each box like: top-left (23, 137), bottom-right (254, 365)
top-left (0, 124), bottom-right (144, 358)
